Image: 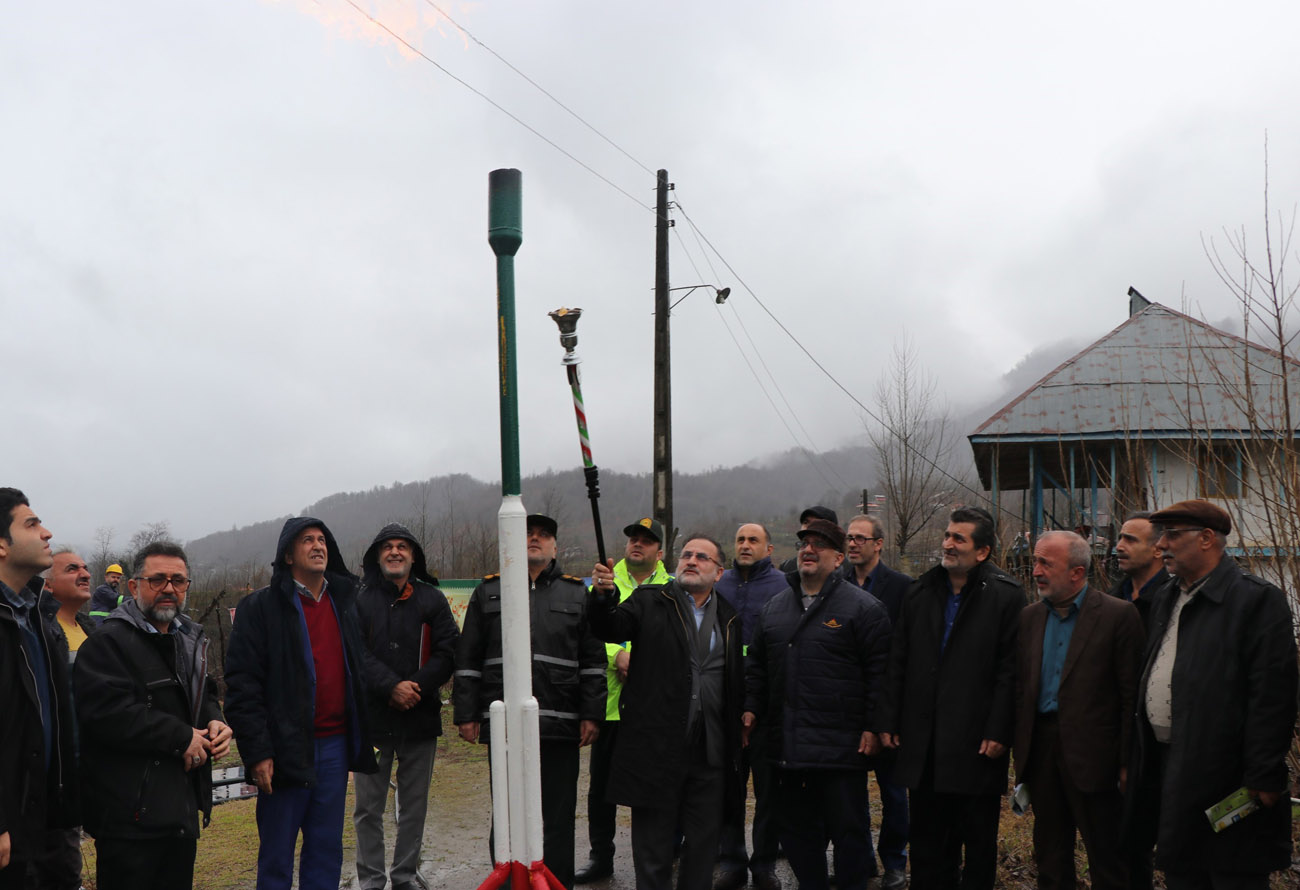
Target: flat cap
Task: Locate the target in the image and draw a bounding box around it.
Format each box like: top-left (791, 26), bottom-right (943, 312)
top-left (623, 517), bottom-right (665, 544)
top-left (526, 514), bottom-right (559, 537)
top-left (799, 505), bottom-right (839, 525)
top-left (1149, 499), bottom-right (1231, 535)
top-left (797, 518), bottom-right (846, 552)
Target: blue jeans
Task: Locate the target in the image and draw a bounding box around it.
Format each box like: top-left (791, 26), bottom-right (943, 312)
top-left (255, 734), bottom-right (350, 890)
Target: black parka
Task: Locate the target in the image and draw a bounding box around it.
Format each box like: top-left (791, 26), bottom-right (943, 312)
top-left (587, 580), bottom-right (745, 819)
top-left (452, 561), bottom-right (606, 741)
top-left (1125, 556), bottom-right (1298, 874)
top-left (73, 597), bottom-right (223, 839)
top-left (877, 560), bottom-right (1024, 795)
top-left (224, 517), bottom-right (378, 788)
top-left (745, 573), bottom-right (892, 771)
top-left (0, 581), bottom-right (79, 860)
top-left (356, 523), bottom-right (459, 742)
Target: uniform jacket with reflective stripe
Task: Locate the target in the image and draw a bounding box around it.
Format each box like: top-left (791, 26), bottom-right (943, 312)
top-left (452, 562), bottom-right (606, 741)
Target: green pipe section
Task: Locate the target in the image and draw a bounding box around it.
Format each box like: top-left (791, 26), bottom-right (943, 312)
top-left (489, 168), bottom-right (523, 496)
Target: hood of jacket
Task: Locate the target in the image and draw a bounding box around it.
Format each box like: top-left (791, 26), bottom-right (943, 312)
top-left (361, 522), bottom-right (438, 589)
top-left (270, 516), bottom-right (354, 592)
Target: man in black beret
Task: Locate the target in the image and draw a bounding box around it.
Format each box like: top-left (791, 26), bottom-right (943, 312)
top-left (1127, 499), bottom-right (1297, 889)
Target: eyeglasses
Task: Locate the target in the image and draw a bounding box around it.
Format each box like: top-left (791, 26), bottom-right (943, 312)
top-left (1158, 527), bottom-right (1205, 539)
top-left (678, 550), bottom-right (720, 566)
top-left (135, 575), bottom-right (192, 592)
top-left (797, 538), bottom-right (834, 551)
top-left (845, 535), bottom-right (881, 545)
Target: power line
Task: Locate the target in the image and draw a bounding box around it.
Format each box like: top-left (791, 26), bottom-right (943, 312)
top-left (340, 0), bottom-right (653, 212)
top-left (418, 0), bottom-right (657, 177)
top-left (673, 196), bottom-right (1019, 521)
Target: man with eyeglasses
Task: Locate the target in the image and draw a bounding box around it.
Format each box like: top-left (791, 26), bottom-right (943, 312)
top-left (74, 540), bottom-right (232, 890)
top-left (743, 519), bottom-right (892, 890)
top-left (713, 523), bottom-right (788, 890)
top-left (842, 515), bottom-right (912, 890)
top-left (878, 506), bottom-right (1023, 890)
top-left (454, 514), bottom-right (605, 890)
top-left (1126, 500), bottom-right (1297, 890)
top-left (0, 488), bottom-right (78, 890)
top-left (589, 534), bottom-right (745, 890)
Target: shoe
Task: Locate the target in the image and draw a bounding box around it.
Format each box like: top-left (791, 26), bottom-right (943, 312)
top-left (574, 858), bottom-right (614, 883)
top-left (751, 866), bottom-right (781, 890)
top-left (881, 869), bottom-right (907, 890)
top-left (713, 867), bottom-right (748, 890)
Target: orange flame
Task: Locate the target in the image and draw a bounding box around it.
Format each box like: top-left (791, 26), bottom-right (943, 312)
top-left (272, 0), bottom-right (472, 61)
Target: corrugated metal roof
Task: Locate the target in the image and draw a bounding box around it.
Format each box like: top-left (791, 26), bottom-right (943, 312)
top-left (970, 303), bottom-right (1300, 439)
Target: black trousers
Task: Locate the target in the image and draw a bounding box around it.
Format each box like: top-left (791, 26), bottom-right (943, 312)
top-left (489, 740), bottom-right (580, 890)
top-left (94, 836), bottom-right (197, 890)
top-left (630, 738), bottom-right (724, 890)
top-left (26, 826), bottom-right (82, 890)
top-left (584, 718), bottom-right (619, 862)
top-left (717, 732), bottom-right (779, 872)
top-left (1026, 716), bottom-right (1127, 890)
top-left (1162, 873), bottom-right (1270, 890)
top-left (775, 768), bottom-right (874, 890)
top-left (909, 779), bottom-right (1000, 890)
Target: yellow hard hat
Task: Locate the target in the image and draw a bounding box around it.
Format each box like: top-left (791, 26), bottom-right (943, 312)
top-left (106, 564), bottom-right (124, 575)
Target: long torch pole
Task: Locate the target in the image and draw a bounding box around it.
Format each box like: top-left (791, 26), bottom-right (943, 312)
top-left (548, 308), bottom-right (608, 566)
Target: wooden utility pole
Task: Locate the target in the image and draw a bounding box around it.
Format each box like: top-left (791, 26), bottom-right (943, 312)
top-left (652, 169), bottom-right (673, 561)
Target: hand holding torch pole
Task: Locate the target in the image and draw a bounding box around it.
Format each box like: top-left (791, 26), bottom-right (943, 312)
top-left (548, 307), bottom-right (608, 566)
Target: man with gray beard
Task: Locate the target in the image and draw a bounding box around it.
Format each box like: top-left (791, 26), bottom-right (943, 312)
top-left (74, 541), bottom-right (231, 890)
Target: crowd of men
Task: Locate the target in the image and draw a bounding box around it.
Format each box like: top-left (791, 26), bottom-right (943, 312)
top-left (0, 484), bottom-right (1296, 890)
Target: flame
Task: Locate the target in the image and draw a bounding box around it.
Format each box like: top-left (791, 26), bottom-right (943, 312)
top-left (272, 0), bottom-right (473, 61)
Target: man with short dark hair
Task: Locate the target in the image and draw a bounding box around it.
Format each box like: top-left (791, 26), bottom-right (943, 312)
top-left (842, 515), bottom-right (912, 890)
top-left (454, 514), bottom-right (605, 890)
top-left (1109, 512), bottom-right (1166, 632)
top-left (0, 489), bottom-right (77, 890)
top-left (1128, 500), bottom-right (1297, 890)
top-left (353, 523), bottom-right (459, 890)
top-left (879, 506), bottom-right (1023, 890)
top-left (224, 518), bottom-right (378, 890)
top-left (590, 534), bottom-right (745, 890)
top-left (744, 519), bottom-right (892, 890)
top-left (89, 564), bottom-right (124, 625)
top-left (713, 522), bottom-right (787, 890)
top-left (1014, 531), bottom-right (1142, 890)
top-left (74, 541), bottom-right (232, 890)
top-left (576, 517), bottom-right (672, 885)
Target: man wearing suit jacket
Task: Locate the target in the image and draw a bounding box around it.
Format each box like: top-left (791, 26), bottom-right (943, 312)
top-left (843, 514), bottom-right (911, 890)
top-left (1015, 530), bottom-right (1143, 890)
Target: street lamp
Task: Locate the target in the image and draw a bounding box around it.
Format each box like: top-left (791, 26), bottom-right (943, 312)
top-left (652, 282), bottom-right (730, 563)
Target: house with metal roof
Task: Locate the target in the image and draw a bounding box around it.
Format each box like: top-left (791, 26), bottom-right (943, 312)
top-left (968, 288), bottom-right (1300, 552)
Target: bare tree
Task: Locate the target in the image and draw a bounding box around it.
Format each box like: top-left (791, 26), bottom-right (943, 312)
top-left (867, 338), bottom-right (955, 562)
top-left (127, 520), bottom-right (173, 567)
top-left (90, 525), bottom-right (117, 578)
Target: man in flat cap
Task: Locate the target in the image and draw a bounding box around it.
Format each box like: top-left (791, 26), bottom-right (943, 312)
top-left (576, 518), bottom-right (671, 884)
top-left (453, 514), bottom-right (605, 890)
top-left (744, 519), bottom-right (892, 890)
top-left (1127, 499), bottom-right (1297, 890)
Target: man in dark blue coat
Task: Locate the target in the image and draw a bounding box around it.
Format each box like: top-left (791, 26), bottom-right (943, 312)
top-left (224, 517), bottom-right (377, 890)
top-left (744, 519), bottom-right (892, 890)
top-left (353, 523), bottom-right (458, 890)
top-left (842, 514), bottom-right (911, 890)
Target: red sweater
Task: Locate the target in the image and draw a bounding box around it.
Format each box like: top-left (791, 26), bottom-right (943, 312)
top-left (300, 591), bottom-right (347, 737)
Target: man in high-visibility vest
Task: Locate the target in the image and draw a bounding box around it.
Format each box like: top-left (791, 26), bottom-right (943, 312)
top-left (88, 563), bottom-right (124, 624)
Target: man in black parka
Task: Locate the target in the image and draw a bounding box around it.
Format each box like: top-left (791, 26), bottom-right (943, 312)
top-left (589, 533), bottom-right (745, 890)
top-left (353, 523), bottom-right (459, 890)
top-left (878, 506), bottom-right (1023, 890)
top-left (224, 516), bottom-right (378, 890)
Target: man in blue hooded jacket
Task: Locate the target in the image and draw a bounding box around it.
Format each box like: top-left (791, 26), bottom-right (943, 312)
top-left (224, 517), bottom-right (378, 890)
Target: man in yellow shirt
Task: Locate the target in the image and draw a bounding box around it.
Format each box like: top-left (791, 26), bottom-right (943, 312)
top-left (45, 549), bottom-right (95, 659)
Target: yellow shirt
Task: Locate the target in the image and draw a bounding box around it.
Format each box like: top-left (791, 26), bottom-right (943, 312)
top-left (58, 613), bottom-right (88, 654)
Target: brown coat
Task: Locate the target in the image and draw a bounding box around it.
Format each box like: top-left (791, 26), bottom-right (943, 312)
top-left (1013, 587), bottom-right (1144, 793)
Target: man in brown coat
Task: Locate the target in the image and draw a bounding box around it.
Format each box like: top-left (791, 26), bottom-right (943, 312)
top-left (1014, 530), bottom-right (1144, 890)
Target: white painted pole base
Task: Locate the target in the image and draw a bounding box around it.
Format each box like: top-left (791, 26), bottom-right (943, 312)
top-left (488, 699), bottom-right (511, 864)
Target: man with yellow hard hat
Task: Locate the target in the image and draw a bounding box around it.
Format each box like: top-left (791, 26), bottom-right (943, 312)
top-left (88, 564), bottom-right (124, 625)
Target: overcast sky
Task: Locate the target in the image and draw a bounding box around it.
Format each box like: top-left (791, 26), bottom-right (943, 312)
top-left (6, 0), bottom-right (1300, 549)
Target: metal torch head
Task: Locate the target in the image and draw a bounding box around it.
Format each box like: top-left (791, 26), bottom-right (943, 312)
top-left (549, 307), bottom-right (583, 356)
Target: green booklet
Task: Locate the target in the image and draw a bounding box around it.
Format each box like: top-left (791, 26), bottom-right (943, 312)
top-left (1205, 787), bottom-right (1258, 832)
